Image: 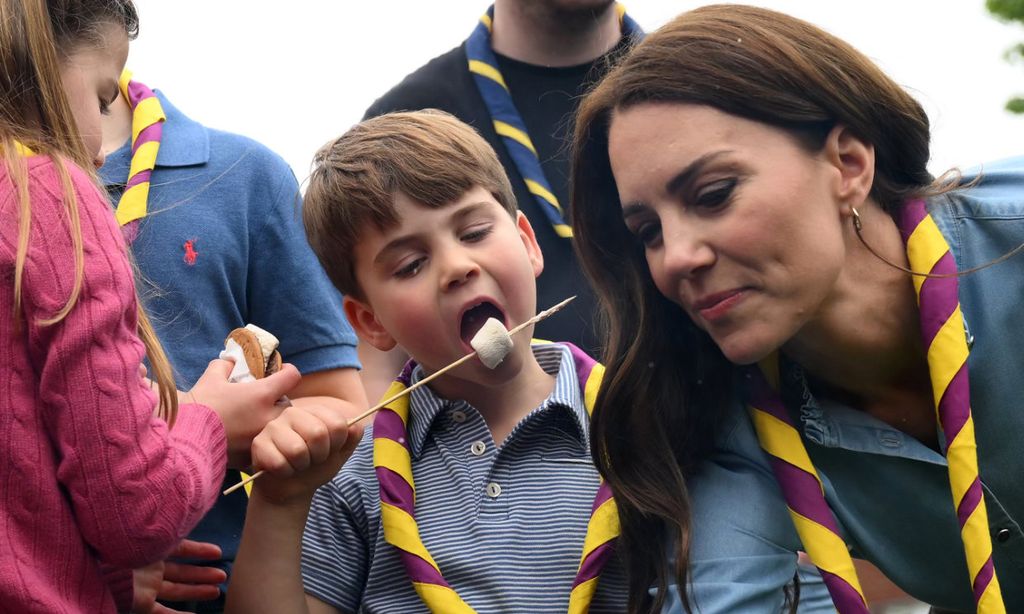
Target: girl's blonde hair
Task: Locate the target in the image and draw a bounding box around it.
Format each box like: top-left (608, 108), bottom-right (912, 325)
top-left (1, 0), bottom-right (177, 424)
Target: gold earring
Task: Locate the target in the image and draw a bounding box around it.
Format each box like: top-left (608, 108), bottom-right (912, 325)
top-left (849, 205), bottom-right (998, 278)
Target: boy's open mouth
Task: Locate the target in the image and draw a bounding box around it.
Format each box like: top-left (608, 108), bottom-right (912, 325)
top-left (460, 301), bottom-right (506, 345)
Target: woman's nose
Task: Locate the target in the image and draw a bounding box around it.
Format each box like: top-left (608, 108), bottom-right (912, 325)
top-left (661, 221), bottom-right (714, 278)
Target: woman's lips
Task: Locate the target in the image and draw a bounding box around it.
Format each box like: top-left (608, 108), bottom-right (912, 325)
top-left (694, 288), bottom-right (746, 322)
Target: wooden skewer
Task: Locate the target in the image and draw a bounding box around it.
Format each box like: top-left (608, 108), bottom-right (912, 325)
top-left (224, 296), bottom-right (576, 496)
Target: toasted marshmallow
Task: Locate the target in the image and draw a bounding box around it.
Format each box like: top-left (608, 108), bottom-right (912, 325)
top-left (470, 317), bottom-right (514, 369)
top-left (245, 323), bottom-right (280, 360)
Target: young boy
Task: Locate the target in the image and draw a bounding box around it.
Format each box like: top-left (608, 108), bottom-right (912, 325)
top-left (226, 110), bottom-right (626, 613)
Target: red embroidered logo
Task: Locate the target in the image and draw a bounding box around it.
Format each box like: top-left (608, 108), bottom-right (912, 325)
top-left (183, 239), bottom-right (198, 265)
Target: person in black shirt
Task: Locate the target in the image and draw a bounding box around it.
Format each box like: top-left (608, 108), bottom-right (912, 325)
top-left (361, 0), bottom-right (640, 400)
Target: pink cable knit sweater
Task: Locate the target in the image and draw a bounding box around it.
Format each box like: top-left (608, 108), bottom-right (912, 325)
top-left (0, 155), bottom-right (227, 613)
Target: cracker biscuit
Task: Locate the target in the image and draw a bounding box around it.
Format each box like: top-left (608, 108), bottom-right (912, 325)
top-left (225, 327), bottom-right (282, 379)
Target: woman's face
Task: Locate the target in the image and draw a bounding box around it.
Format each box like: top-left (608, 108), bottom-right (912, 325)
top-left (607, 103), bottom-right (849, 365)
top-left (58, 22), bottom-right (129, 168)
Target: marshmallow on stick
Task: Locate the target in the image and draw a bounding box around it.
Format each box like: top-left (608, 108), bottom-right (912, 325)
top-left (224, 296), bottom-right (575, 496)
top-left (470, 317), bottom-right (514, 369)
top-left (342, 295), bottom-right (574, 427)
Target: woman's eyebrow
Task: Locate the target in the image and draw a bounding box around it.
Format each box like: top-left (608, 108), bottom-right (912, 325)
top-left (664, 150), bottom-right (733, 196)
top-left (622, 150), bottom-right (735, 219)
top-left (621, 201), bottom-right (647, 220)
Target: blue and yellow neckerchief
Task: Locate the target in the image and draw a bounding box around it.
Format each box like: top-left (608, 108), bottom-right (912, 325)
top-left (465, 4), bottom-right (641, 238)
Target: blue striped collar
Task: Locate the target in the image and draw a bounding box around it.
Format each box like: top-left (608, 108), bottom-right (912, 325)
top-left (404, 343), bottom-right (589, 459)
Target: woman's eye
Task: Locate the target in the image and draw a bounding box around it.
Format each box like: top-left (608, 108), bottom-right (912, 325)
top-left (632, 221), bottom-right (662, 248)
top-left (99, 100), bottom-right (111, 116)
top-left (394, 257), bottom-right (425, 279)
top-left (694, 178), bottom-right (737, 209)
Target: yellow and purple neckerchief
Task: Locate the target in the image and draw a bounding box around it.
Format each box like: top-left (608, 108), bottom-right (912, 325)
top-left (745, 199), bottom-right (1005, 612)
top-left (466, 4), bottom-right (641, 239)
top-left (113, 70), bottom-right (165, 243)
top-left (373, 343), bottom-right (618, 613)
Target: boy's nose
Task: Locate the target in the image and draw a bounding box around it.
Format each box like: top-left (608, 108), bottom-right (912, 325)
top-left (439, 250), bottom-right (480, 291)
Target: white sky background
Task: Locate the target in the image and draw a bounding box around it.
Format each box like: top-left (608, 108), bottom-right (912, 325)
top-left (128, 1), bottom-right (1023, 183)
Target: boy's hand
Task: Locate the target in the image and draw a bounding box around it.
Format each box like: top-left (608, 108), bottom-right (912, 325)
top-left (249, 403), bottom-right (363, 505)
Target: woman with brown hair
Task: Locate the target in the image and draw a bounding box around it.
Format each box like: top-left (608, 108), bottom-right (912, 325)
top-left (572, 4), bottom-right (1023, 613)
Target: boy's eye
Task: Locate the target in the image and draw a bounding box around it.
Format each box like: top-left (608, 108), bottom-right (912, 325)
top-left (693, 178), bottom-right (738, 209)
top-left (461, 224), bottom-right (493, 243)
top-left (394, 257), bottom-right (425, 279)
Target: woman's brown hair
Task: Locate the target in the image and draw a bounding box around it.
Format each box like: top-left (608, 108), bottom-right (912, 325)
top-left (570, 5), bottom-right (933, 611)
top-left (1, 0), bottom-right (178, 423)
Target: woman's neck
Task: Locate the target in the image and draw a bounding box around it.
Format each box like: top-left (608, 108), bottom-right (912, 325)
top-left (781, 204), bottom-right (938, 444)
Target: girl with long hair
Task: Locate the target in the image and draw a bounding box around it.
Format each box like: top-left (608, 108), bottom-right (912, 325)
top-left (0, 1), bottom-right (312, 611)
top-left (572, 4), bottom-right (1023, 612)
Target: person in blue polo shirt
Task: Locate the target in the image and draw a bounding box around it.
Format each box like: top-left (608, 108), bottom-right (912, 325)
top-left (100, 74), bottom-right (366, 613)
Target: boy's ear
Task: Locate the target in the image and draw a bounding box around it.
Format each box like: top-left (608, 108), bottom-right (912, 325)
top-left (515, 211), bottom-right (544, 278)
top-left (824, 124), bottom-right (875, 214)
top-left (343, 296), bottom-right (397, 351)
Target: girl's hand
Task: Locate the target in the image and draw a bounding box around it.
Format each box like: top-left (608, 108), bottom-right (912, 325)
top-left (188, 359), bottom-right (301, 469)
top-left (249, 403), bottom-right (363, 505)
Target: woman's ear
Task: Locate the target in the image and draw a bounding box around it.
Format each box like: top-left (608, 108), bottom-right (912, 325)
top-left (825, 124), bottom-right (875, 213)
top-left (343, 296), bottom-right (397, 351)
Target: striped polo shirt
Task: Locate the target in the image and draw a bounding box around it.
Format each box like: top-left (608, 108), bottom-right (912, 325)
top-left (301, 343), bottom-right (627, 613)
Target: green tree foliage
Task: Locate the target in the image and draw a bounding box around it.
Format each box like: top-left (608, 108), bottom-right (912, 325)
top-left (988, 0), bottom-right (1024, 113)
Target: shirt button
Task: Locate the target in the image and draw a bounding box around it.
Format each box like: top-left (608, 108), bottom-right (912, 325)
top-left (451, 409), bottom-right (467, 423)
top-left (486, 482), bottom-right (502, 498)
top-left (996, 528), bottom-right (1012, 543)
top-left (470, 441), bottom-right (486, 456)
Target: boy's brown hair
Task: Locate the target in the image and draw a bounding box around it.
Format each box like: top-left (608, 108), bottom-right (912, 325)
top-left (304, 109), bottom-right (517, 300)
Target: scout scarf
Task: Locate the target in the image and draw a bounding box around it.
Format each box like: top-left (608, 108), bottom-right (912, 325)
top-left (466, 4), bottom-right (641, 238)
top-left (113, 70), bottom-right (165, 234)
top-left (745, 199), bottom-right (1005, 612)
top-left (373, 344), bottom-right (619, 613)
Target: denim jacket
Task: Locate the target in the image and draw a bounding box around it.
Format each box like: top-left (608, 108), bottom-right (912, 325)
top-left (665, 157), bottom-right (1024, 612)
